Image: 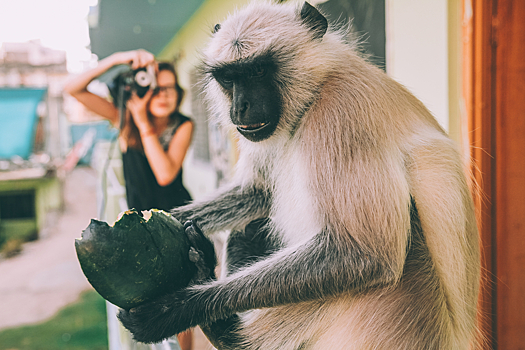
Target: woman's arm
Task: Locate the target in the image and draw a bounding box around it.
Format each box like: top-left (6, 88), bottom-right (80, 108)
top-left (125, 88), bottom-right (194, 187)
top-left (141, 120), bottom-right (194, 187)
top-left (63, 50), bottom-right (155, 125)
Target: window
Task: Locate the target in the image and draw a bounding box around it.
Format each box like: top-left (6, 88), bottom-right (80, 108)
top-left (0, 191), bottom-right (35, 219)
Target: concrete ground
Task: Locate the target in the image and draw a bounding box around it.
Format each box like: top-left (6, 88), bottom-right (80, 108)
top-left (0, 167), bottom-right (95, 330)
top-left (0, 166), bottom-right (212, 349)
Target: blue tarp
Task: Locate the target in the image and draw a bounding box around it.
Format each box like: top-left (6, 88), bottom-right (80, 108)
top-left (0, 88), bottom-right (47, 159)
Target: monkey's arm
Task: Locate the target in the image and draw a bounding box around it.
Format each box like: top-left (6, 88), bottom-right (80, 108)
top-left (406, 137), bottom-right (480, 323)
top-left (118, 221), bottom-right (408, 344)
top-left (171, 184), bottom-right (271, 234)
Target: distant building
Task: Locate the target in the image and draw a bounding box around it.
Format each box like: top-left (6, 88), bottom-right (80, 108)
top-left (0, 41), bottom-right (69, 243)
top-left (0, 40), bottom-right (66, 89)
top-left (0, 40), bottom-right (69, 158)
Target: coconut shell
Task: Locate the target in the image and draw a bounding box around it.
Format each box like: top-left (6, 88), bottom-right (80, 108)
top-left (75, 209), bottom-right (196, 310)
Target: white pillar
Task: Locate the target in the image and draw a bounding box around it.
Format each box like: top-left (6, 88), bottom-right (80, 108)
top-left (386, 0), bottom-right (449, 131)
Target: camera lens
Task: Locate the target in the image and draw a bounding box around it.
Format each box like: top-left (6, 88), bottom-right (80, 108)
top-left (135, 70), bottom-right (154, 87)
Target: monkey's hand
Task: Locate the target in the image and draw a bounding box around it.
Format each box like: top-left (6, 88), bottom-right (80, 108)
top-left (185, 220), bottom-right (217, 281)
top-left (170, 185), bottom-right (272, 235)
top-left (118, 290), bottom-right (192, 343)
top-left (118, 220), bottom-right (217, 343)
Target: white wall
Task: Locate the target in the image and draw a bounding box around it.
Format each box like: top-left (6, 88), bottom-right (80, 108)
top-left (386, 0), bottom-right (449, 131)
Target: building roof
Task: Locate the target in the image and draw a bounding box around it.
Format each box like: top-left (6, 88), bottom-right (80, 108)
top-left (88, 0), bottom-right (206, 60)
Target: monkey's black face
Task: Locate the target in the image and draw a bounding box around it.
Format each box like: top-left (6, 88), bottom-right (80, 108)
top-left (210, 55), bottom-right (282, 142)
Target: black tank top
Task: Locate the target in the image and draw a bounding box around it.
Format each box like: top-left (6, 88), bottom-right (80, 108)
top-left (122, 113), bottom-right (192, 213)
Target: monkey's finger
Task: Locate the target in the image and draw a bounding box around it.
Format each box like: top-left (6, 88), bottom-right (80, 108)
top-left (183, 220), bottom-right (193, 229)
top-left (188, 220), bottom-right (204, 234)
top-left (185, 224), bottom-right (217, 278)
top-left (185, 223), bottom-right (210, 253)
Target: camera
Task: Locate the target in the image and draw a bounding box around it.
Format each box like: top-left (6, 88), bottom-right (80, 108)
top-left (122, 66), bottom-right (157, 98)
top-left (108, 65), bottom-right (157, 107)
top-left (107, 65), bottom-right (157, 129)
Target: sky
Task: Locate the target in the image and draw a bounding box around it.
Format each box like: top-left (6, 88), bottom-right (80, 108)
top-left (0, 0), bottom-right (98, 73)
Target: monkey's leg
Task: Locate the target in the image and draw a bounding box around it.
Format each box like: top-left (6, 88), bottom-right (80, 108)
top-left (225, 218), bottom-right (280, 274)
top-left (199, 218), bottom-right (281, 349)
top-left (199, 317), bottom-right (243, 350)
top-left (171, 185), bottom-right (271, 234)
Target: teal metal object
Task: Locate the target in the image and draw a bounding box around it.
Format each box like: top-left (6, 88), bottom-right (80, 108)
top-left (0, 88), bottom-right (47, 159)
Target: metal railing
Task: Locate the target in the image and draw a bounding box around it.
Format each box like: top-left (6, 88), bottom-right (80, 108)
top-left (92, 140), bottom-right (181, 350)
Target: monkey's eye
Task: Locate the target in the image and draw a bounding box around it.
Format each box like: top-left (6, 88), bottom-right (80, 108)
top-left (251, 66), bottom-right (266, 78)
top-left (215, 75), bottom-right (234, 90)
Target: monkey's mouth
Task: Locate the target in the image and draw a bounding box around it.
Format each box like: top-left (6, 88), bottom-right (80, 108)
top-left (237, 122), bottom-right (268, 132)
top-left (235, 121), bottom-right (276, 142)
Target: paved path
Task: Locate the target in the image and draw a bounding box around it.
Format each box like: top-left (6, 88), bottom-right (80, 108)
top-left (0, 167), bottom-right (96, 330)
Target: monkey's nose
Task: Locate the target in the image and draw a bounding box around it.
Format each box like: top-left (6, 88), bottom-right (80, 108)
top-left (232, 100), bottom-right (250, 125)
top-left (235, 100), bottom-right (250, 115)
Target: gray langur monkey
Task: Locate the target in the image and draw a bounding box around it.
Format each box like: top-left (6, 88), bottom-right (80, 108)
top-left (118, 2), bottom-right (481, 349)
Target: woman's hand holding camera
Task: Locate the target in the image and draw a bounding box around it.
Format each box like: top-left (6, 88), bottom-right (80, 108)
top-left (111, 49), bottom-right (157, 137)
top-left (111, 49), bottom-right (156, 70)
top-left (127, 90), bottom-right (155, 137)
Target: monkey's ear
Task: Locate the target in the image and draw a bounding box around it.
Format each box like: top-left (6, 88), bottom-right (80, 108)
top-left (299, 2), bottom-right (328, 40)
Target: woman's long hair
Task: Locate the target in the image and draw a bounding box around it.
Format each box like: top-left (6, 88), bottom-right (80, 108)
top-left (119, 62), bottom-right (185, 151)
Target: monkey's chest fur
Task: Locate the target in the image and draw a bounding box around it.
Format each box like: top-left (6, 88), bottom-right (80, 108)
top-left (255, 142), bottom-right (322, 248)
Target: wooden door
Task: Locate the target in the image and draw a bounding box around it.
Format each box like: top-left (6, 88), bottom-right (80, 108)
top-left (463, 0), bottom-right (525, 348)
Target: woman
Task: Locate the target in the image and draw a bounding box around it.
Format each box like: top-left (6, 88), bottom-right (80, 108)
top-left (64, 49), bottom-right (194, 349)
